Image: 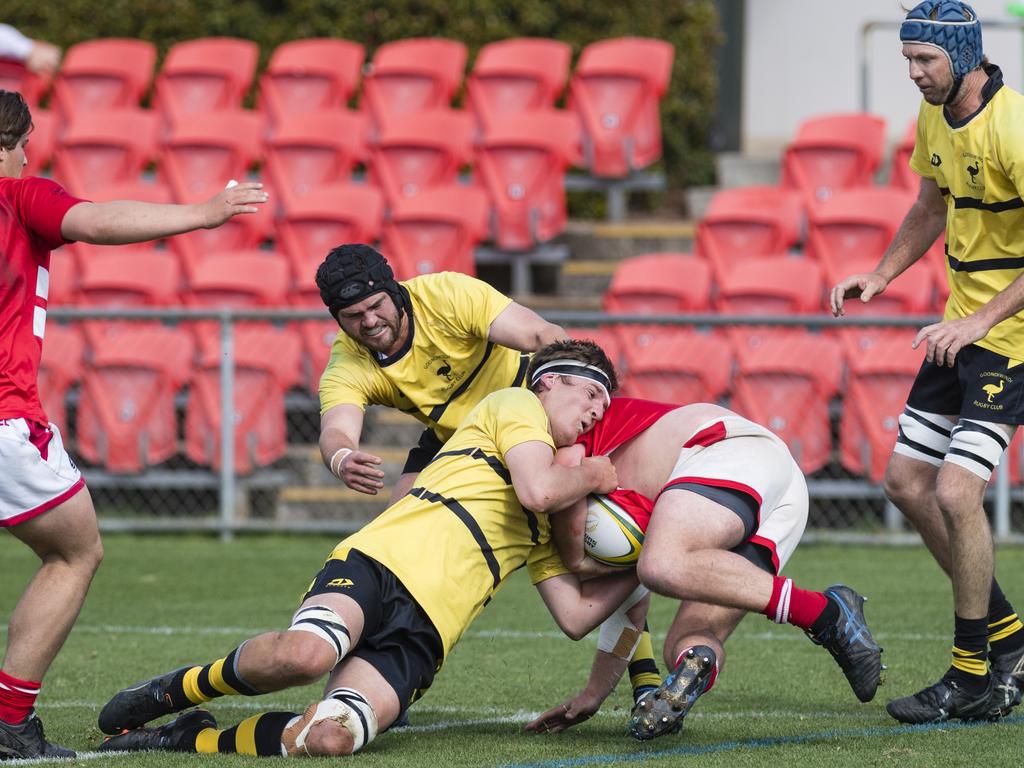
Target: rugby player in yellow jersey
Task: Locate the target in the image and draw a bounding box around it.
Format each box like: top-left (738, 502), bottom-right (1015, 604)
top-left (95, 340), bottom-right (648, 758)
top-left (315, 243), bottom-right (566, 502)
top-left (831, 0), bottom-right (1024, 724)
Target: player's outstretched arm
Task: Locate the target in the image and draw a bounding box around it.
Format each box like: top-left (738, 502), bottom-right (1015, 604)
top-left (488, 301), bottom-right (567, 352)
top-left (60, 182), bottom-right (268, 245)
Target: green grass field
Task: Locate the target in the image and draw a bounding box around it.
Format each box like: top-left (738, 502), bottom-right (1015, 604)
top-left (2, 535), bottom-right (1023, 766)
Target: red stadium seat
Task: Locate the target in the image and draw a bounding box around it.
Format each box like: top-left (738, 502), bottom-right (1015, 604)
top-left (167, 207), bottom-right (274, 278)
top-left (695, 186), bottom-right (804, 279)
top-left (75, 326), bottom-right (194, 473)
top-left (619, 329), bottom-right (732, 405)
top-left (51, 39), bottom-right (157, 122)
top-left (76, 248), bottom-right (182, 343)
top-left (466, 38), bottom-right (571, 130)
top-left (177, 246), bottom-right (289, 290)
top-left (159, 110), bottom-right (264, 202)
top-left (259, 38), bottom-right (365, 125)
top-left (23, 108), bottom-right (55, 176)
top-left (185, 326), bottom-right (302, 474)
top-left (368, 109), bottom-right (475, 203)
top-left (804, 186), bottom-right (915, 276)
top-left (264, 110), bottom-right (368, 209)
top-left (568, 37), bottom-right (674, 178)
top-left (38, 324), bottom-right (84, 431)
top-left (381, 185), bottom-right (489, 279)
top-left (604, 253), bottom-right (711, 314)
top-left (360, 38), bottom-right (467, 128)
top-left (297, 319), bottom-right (341, 392)
top-left (730, 332), bottom-right (843, 474)
top-left (840, 333), bottom-right (925, 482)
top-left (889, 120), bottom-right (918, 191)
top-left (715, 258), bottom-right (823, 316)
top-left (276, 184), bottom-right (385, 291)
top-left (153, 37), bottom-right (259, 123)
top-left (0, 58), bottom-right (47, 107)
top-left (781, 112), bottom-right (886, 207)
top-left (51, 108), bottom-right (160, 196)
top-left (475, 110), bottom-right (578, 251)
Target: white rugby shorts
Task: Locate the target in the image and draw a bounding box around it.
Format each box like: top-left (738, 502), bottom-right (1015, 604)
top-left (0, 418), bottom-right (84, 527)
top-left (661, 417), bottom-right (808, 572)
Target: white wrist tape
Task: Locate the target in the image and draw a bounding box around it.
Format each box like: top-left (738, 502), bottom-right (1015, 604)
top-left (597, 585), bottom-right (649, 659)
top-left (329, 448), bottom-right (353, 478)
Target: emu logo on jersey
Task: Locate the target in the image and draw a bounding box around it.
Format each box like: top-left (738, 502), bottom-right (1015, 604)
top-left (967, 160), bottom-right (980, 184)
top-left (425, 354), bottom-right (464, 388)
top-left (930, 154), bottom-right (941, 167)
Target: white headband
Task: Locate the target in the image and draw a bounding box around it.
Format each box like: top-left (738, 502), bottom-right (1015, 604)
top-left (531, 359), bottom-right (612, 406)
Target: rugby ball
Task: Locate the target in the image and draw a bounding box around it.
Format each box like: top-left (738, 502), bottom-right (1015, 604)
top-left (584, 494), bottom-right (644, 567)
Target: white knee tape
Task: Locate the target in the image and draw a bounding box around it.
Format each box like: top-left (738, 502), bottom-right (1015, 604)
top-left (893, 406), bottom-right (954, 467)
top-left (597, 585), bottom-right (649, 659)
top-left (288, 605), bottom-right (351, 666)
top-left (946, 419), bottom-right (1012, 481)
top-left (281, 688), bottom-right (378, 756)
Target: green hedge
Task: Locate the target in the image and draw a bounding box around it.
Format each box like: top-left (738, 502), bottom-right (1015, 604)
top-left (6, 0), bottom-right (720, 195)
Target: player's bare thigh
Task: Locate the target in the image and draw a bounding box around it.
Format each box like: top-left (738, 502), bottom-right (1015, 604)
top-left (9, 485), bottom-right (101, 563)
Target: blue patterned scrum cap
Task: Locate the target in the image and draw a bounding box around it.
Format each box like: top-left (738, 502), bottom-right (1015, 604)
top-left (900, 0), bottom-right (983, 79)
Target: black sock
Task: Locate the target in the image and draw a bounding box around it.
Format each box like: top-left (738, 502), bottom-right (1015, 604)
top-left (988, 579), bottom-right (1024, 659)
top-left (947, 614), bottom-right (989, 693)
top-left (808, 596), bottom-right (839, 637)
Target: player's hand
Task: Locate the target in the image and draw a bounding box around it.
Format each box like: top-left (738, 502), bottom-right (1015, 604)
top-left (25, 41), bottom-right (61, 75)
top-left (912, 315), bottom-right (988, 368)
top-left (829, 272), bottom-right (888, 316)
top-left (337, 450), bottom-right (386, 495)
top-left (574, 555), bottom-right (622, 581)
top-left (200, 182), bottom-right (268, 227)
top-left (524, 692), bottom-right (602, 734)
top-left (583, 455), bottom-right (617, 495)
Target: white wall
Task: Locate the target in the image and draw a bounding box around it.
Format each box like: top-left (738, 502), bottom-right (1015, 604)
top-left (741, 0), bottom-right (1024, 154)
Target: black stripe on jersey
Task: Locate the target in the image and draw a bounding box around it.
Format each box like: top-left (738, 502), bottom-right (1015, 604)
top-left (522, 506), bottom-right (540, 544)
top-left (410, 486), bottom-right (502, 590)
top-left (896, 425), bottom-right (947, 460)
top-left (431, 447), bottom-right (512, 484)
top-left (512, 353), bottom-right (529, 387)
top-left (952, 421), bottom-right (1010, 450)
top-left (952, 195), bottom-right (1024, 213)
top-left (947, 447), bottom-right (995, 471)
top-left (904, 407), bottom-right (953, 438)
top-left (428, 342), bottom-right (496, 424)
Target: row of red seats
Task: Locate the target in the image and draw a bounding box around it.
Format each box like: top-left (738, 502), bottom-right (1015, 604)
top-left (2, 35), bottom-right (673, 180)
top-left (34, 105), bottom-right (576, 254)
top-left (603, 252), bottom-right (947, 318)
top-left (44, 318), bottom-right (1021, 483)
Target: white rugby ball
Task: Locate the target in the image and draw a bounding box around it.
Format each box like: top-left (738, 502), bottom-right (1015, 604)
top-left (583, 494), bottom-right (644, 567)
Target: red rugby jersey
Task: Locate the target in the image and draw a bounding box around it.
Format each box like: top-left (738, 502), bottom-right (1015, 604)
top-left (0, 177), bottom-right (83, 423)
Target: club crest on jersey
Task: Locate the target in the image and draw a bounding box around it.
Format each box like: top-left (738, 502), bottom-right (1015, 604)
top-left (963, 152), bottom-right (983, 190)
top-left (930, 153), bottom-right (942, 167)
top-left (425, 354), bottom-right (464, 388)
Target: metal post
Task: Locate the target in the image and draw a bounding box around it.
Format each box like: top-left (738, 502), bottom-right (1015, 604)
top-left (607, 184), bottom-right (627, 223)
top-left (994, 460), bottom-right (1011, 541)
top-left (883, 499), bottom-right (903, 533)
top-left (219, 313), bottom-right (236, 542)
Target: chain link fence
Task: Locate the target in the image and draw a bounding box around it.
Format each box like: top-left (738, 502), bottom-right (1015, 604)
top-left (47, 307), bottom-right (1024, 542)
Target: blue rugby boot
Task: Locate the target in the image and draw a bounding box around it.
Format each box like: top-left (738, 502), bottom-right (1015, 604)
top-left (808, 585), bottom-right (883, 703)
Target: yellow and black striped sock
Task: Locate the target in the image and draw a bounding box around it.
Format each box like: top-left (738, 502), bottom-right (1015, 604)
top-left (949, 614), bottom-right (989, 693)
top-left (987, 580), bottom-right (1024, 658)
top-left (628, 623), bottom-right (661, 703)
top-left (194, 712), bottom-right (296, 756)
top-left (169, 646), bottom-right (260, 709)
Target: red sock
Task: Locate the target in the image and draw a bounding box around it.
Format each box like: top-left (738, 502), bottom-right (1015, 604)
top-left (762, 576), bottom-right (828, 631)
top-left (0, 670), bottom-right (40, 724)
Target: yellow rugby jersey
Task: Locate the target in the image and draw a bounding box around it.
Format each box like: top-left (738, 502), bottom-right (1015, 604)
top-left (333, 388), bottom-right (561, 657)
top-left (318, 271), bottom-right (528, 441)
top-left (909, 66), bottom-right (1024, 359)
